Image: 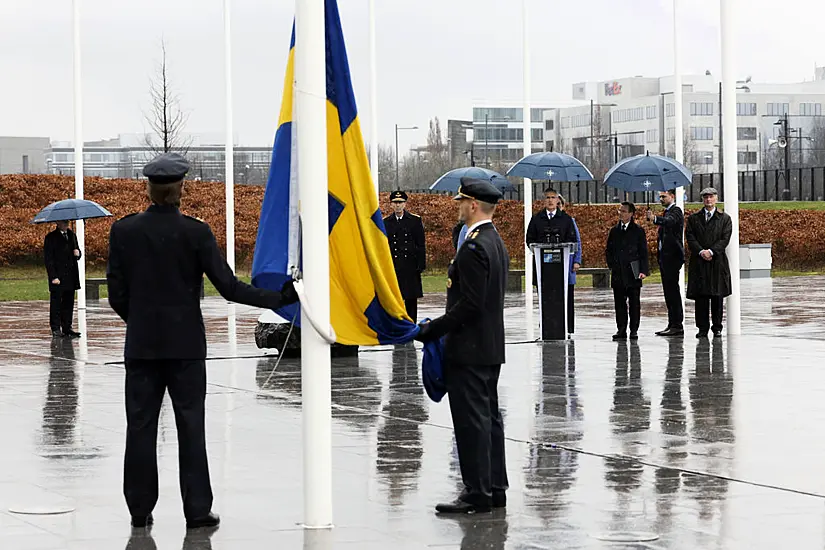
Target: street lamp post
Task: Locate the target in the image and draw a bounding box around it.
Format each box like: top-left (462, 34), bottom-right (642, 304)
top-left (395, 124), bottom-right (418, 190)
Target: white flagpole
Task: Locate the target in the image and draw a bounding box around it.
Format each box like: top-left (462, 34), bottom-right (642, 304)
top-left (295, 0), bottom-right (333, 529)
top-left (673, 0), bottom-right (686, 311)
top-left (720, 0), bottom-right (741, 334)
top-left (224, 0), bottom-right (236, 273)
top-left (522, 0), bottom-right (533, 309)
top-left (72, 0), bottom-right (86, 311)
top-left (368, 0), bottom-right (379, 194)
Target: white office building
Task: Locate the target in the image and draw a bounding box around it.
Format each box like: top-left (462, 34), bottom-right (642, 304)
top-left (544, 70), bottom-right (825, 174)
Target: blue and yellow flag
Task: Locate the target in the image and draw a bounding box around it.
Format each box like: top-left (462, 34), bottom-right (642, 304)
top-left (251, 0), bottom-right (417, 346)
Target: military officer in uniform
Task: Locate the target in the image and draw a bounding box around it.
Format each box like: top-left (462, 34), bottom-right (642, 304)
top-left (106, 153), bottom-right (298, 529)
top-left (384, 190), bottom-right (426, 322)
top-left (416, 178), bottom-right (510, 514)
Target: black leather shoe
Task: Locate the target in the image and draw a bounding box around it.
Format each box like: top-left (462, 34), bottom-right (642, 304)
top-left (696, 331), bottom-right (709, 339)
top-left (712, 330), bottom-right (723, 338)
top-left (435, 499), bottom-right (491, 514)
top-left (131, 513), bottom-right (153, 528)
top-left (51, 330), bottom-right (64, 338)
top-left (64, 330), bottom-right (81, 339)
top-left (655, 327), bottom-right (671, 336)
top-left (612, 332), bottom-right (627, 341)
top-left (492, 490), bottom-right (506, 508)
top-left (186, 512), bottom-right (220, 529)
top-left (629, 332), bottom-right (639, 340)
top-left (663, 327), bottom-right (684, 336)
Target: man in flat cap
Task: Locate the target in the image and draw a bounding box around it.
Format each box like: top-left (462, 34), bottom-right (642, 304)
top-left (416, 177), bottom-right (510, 514)
top-left (107, 152), bottom-right (299, 529)
top-left (384, 190), bottom-right (426, 323)
top-left (685, 187), bottom-right (732, 338)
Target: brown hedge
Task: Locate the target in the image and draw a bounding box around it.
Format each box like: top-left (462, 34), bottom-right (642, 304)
top-left (1, 175), bottom-right (822, 271)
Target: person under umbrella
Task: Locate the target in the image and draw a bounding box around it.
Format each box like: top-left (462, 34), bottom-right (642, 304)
top-left (44, 220), bottom-right (82, 338)
top-left (557, 195), bottom-right (582, 336)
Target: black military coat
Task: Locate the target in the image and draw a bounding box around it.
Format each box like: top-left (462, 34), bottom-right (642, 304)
top-left (106, 204), bottom-right (290, 360)
top-left (383, 212), bottom-right (426, 299)
top-left (605, 220), bottom-right (650, 290)
top-left (44, 229), bottom-right (81, 291)
top-left (685, 209), bottom-right (732, 299)
top-left (427, 222), bottom-right (509, 366)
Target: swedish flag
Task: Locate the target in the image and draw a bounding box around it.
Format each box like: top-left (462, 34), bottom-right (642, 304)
top-left (251, 0), bottom-right (418, 346)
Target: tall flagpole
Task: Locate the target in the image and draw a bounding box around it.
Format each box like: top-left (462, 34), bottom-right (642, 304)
top-left (296, 0), bottom-right (333, 529)
top-left (224, 0), bottom-right (236, 273)
top-left (522, 0), bottom-right (533, 310)
top-left (72, 0), bottom-right (86, 311)
top-left (673, 0), bottom-right (686, 311)
top-left (368, 0), bottom-right (379, 194)
top-left (720, 0), bottom-right (741, 334)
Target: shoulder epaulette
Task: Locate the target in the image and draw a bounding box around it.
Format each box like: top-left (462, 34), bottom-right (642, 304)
top-left (408, 212), bottom-right (421, 218)
top-left (183, 214), bottom-right (205, 223)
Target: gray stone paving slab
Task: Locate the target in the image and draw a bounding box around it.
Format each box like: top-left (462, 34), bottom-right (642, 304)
top-left (1, 277), bottom-right (825, 548)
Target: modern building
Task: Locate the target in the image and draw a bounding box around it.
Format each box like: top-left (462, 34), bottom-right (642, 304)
top-left (545, 71), bottom-right (825, 174)
top-left (0, 136), bottom-right (50, 175)
top-left (470, 106), bottom-right (550, 166)
top-left (20, 133), bottom-right (275, 184)
top-left (446, 119), bottom-right (473, 167)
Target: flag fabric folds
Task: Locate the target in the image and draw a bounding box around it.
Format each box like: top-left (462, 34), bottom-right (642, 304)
top-left (251, 0), bottom-right (418, 346)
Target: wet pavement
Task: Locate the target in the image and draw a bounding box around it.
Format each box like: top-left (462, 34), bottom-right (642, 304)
top-left (1, 276), bottom-right (825, 548)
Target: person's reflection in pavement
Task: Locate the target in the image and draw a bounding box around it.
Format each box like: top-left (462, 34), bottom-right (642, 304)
top-left (125, 526), bottom-right (217, 550)
top-left (451, 514), bottom-right (508, 550)
top-left (41, 337), bottom-right (79, 451)
top-left (375, 346), bottom-right (428, 505)
top-left (525, 341), bottom-right (582, 516)
top-left (686, 338), bottom-right (734, 522)
top-left (654, 337), bottom-right (687, 533)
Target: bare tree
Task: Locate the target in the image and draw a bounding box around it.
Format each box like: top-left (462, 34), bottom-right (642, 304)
top-left (666, 129), bottom-right (703, 174)
top-left (805, 118), bottom-right (825, 167)
top-left (144, 40), bottom-right (191, 157)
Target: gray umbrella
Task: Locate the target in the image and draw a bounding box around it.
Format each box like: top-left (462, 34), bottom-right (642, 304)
top-left (31, 199), bottom-right (113, 224)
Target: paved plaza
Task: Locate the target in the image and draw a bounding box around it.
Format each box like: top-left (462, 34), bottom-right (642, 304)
top-left (1, 276), bottom-right (825, 548)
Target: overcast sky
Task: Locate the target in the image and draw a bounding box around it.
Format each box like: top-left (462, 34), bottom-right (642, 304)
top-left (2, 0), bottom-right (824, 154)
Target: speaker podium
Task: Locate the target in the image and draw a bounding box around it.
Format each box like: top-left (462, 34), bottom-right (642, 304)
top-left (530, 242), bottom-right (578, 341)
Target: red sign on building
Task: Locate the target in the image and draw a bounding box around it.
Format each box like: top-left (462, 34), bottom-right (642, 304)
top-left (604, 82), bottom-right (623, 96)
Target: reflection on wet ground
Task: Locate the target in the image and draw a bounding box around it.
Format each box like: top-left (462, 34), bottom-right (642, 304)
top-left (1, 276), bottom-right (825, 548)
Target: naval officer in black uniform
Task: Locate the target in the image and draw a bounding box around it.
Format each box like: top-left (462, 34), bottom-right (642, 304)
top-left (416, 178), bottom-right (510, 514)
top-left (384, 190), bottom-right (426, 322)
top-left (106, 153), bottom-right (298, 529)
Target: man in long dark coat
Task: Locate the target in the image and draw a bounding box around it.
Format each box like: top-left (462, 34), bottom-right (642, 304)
top-left (686, 187), bottom-right (732, 338)
top-left (384, 190), bottom-right (426, 322)
top-left (647, 189), bottom-right (685, 336)
top-left (525, 187), bottom-right (578, 288)
top-left (44, 220), bottom-right (82, 338)
top-left (605, 202), bottom-right (649, 340)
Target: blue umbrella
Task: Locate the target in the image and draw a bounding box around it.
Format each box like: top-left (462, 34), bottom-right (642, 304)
top-left (430, 167), bottom-right (514, 192)
top-left (506, 152), bottom-right (594, 182)
top-left (31, 199), bottom-right (113, 224)
top-left (603, 152), bottom-right (692, 192)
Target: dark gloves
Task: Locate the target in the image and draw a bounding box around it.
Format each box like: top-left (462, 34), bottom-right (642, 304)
top-left (279, 279), bottom-right (299, 306)
top-left (414, 321), bottom-right (433, 342)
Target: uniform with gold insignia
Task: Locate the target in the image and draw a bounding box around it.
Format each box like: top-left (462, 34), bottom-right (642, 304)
top-left (384, 190), bottom-right (426, 322)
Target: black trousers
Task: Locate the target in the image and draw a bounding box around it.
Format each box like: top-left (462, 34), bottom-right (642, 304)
top-left (660, 264), bottom-right (684, 329)
top-left (694, 295), bottom-right (724, 333)
top-left (49, 288), bottom-right (75, 332)
top-left (613, 286), bottom-right (641, 334)
top-left (567, 284), bottom-right (575, 334)
top-left (124, 359), bottom-right (212, 519)
top-left (446, 363), bottom-right (508, 507)
top-left (404, 298), bottom-right (418, 324)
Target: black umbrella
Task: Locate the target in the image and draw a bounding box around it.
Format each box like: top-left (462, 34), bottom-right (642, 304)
top-left (31, 199), bottom-right (112, 224)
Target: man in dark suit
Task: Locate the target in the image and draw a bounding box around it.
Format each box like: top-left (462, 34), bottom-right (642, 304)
top-left (416, 178), bottom-right (509, 514)
top-left (44, 220), bottom-right (82, 338)
top-left (686, 187), bottom-right (732, 338)
top-left (384, 190), bottom-right (426, 322)
top-left (646, 189), bottom-right (685, 336)
top-left (605, 202), bottom-right (649, 341)
top-left (107, 153), bottom-right (298, 529)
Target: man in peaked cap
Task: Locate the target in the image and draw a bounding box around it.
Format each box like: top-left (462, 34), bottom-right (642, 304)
top-left (384, 189), bottom-right (426, 323)
top-left (416, 177), bottom-right (510, 514)
top-left (107, 152), bottom-right (299, 529)
top-left (685, 187), bottom-right (732, 338)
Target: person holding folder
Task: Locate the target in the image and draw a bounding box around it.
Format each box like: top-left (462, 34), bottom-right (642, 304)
top-left (605, 202), bottom-right (649, 341)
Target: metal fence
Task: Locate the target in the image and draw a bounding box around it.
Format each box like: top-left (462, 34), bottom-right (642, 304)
top-left (410, 166), bottom-right (825, 203)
